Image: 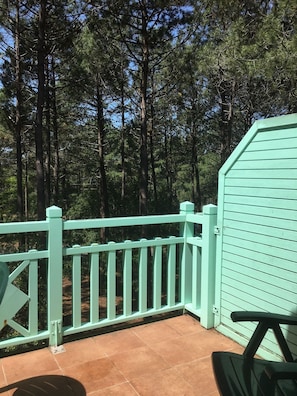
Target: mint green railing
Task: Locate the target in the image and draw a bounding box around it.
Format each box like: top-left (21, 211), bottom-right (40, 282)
top-left (0, 201), bottom-right (217, 349)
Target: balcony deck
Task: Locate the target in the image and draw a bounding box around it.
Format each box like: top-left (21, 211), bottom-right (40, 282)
top-left (0, 314), bottom-right (244, 395)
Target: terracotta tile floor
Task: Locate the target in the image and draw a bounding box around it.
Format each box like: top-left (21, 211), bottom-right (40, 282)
top-left (0, 314), bottom-right (244, 395)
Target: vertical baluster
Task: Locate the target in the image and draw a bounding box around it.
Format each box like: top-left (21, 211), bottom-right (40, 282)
top-left (72, 245), bottom-right (81, 328)
top-left (180, 201), bottom-right (194, 305)
top-left (139, 240), bottom-right (148, 313)
top-left (192, 245), bottom-right (201, 310)
top-left (123, 241), bottom-right (132, 317)
top-left (153, 238), bottom-right (162, 310)
top-left (28, 253), bottom-right (38, 335)
top-left (90, 244), bottom-right (99, 323)
top-left (107, 242), bottom-right (116, 320)
top-left (167, 239), bottom-right (176, 307)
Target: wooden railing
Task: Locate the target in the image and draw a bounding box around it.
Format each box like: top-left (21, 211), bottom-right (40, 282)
top-left (0, 201), bottom-right (217, 349)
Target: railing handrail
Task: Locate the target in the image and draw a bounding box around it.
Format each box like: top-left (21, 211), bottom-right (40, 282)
top-left (0, 201), bottom-right (218, 351)
top-left (0, 213), bottom-right (201, 235)
top-left (63, 213), bottom-right (186, 230)
top-left (0, 220), bottom-right (48, 234)
top-left (0, 207), bottom-right (207, 235)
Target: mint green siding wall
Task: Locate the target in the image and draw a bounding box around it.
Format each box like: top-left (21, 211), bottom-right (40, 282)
top-left (215, 114), bottom-right (297, 360)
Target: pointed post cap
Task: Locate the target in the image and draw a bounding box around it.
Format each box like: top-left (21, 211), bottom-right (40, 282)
top-left (46, 206), bottom-right (62, 218)
top-left (179, 201), bottom-right (195, 214)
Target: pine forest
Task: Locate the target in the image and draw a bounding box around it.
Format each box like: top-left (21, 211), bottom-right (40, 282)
top-left (1, 0), bottom-right (297, 224)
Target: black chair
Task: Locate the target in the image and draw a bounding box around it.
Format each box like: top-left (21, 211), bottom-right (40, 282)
top-left (0, 375), bottom-right (86, 395)
top-left (0, 262), bottom-right (9, 305)
top-left (212, 311), bottom-right (297, 396)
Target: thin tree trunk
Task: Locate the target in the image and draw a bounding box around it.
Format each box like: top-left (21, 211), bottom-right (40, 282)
top-left (44, 57), bottom-right (51, 208)
top-left (191, 128), bottom-right (202, 211)
top-left (50, 57), bottom-right (60, 204)
top-left (149, 127), bottom-right (157, 211)
top-left (149, 73), bottom-right (157, 212)
top-left (139, 0), bottom-right (149, 217)
top-left (35, 0), bottom-right (46, 220)
top-left (24, 154), bottom-right (29, 221)
top-left (96, 80), bottom-right (109, 241)
top-left (219, 78), bottom-right (235, 165)
top-left (34, 0), bottom-right (48, 331)
top-left (120, 73), bottom-right (126, 213)
top-left (164, 127), bottom-right (173, 210)
top-left (220, 92), bottom-right (232, 165)
top-left (15, 0), bottom-right (24, 221)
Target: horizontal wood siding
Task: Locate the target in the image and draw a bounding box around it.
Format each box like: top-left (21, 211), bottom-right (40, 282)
top-left (218, 119), bottom-right (297, 360)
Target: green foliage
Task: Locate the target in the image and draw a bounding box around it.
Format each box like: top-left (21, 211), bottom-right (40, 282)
top-left (0, 176), bottom-right (18, 220)
top-left (0, 0), bottom-right (297, 221)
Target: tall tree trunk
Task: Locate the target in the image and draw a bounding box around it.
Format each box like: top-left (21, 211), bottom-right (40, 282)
top-left (44, 57), bottom-right (51, 208)
top-left (149, 127), bottom-right (157, 211)
top-left (149, 73), bottom-right (157, 212)
top-left (35, 0), bottom-right (46, 220)
top-left (190, 128), bottom-right (202, 211)
top-left (15, 0), bottom-right (24, 221)
top-left (120, 71), bottom-right (126, 214)
top-left (139, 0), bottom-right (149, 216)
top-left (35, 0), bottom-right (47, 325)
top-left (219, 78), bottom-right (235, 165)
top-left (164, 127), bottom-right (173, 210)
top-left (24, 154), bottom-right (29, 221)
top-left (96, 80), bottom-right (109, 240)
top-left (219, 92), bottom-right (232, 165)
top-left (50, 57), bottom-right (60, 204)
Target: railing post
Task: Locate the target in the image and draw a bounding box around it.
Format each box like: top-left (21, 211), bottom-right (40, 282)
top-left (200, 204), bottom-right (217, 329)
top-left (46, 206), bottom-right (63, 347)
top-left (180, 201), bottom-right (194, 305)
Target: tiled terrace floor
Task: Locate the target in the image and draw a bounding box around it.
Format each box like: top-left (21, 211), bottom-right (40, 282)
top-left (0, 314), bottom-right (244, 395)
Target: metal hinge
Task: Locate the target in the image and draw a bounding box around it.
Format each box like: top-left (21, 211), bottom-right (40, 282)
top-left (214, 225), bottom-right (220, 235)
top-left (50, 319), bottom-right (63, 349)
top-left (212, 305), bottom-right (219, 315)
